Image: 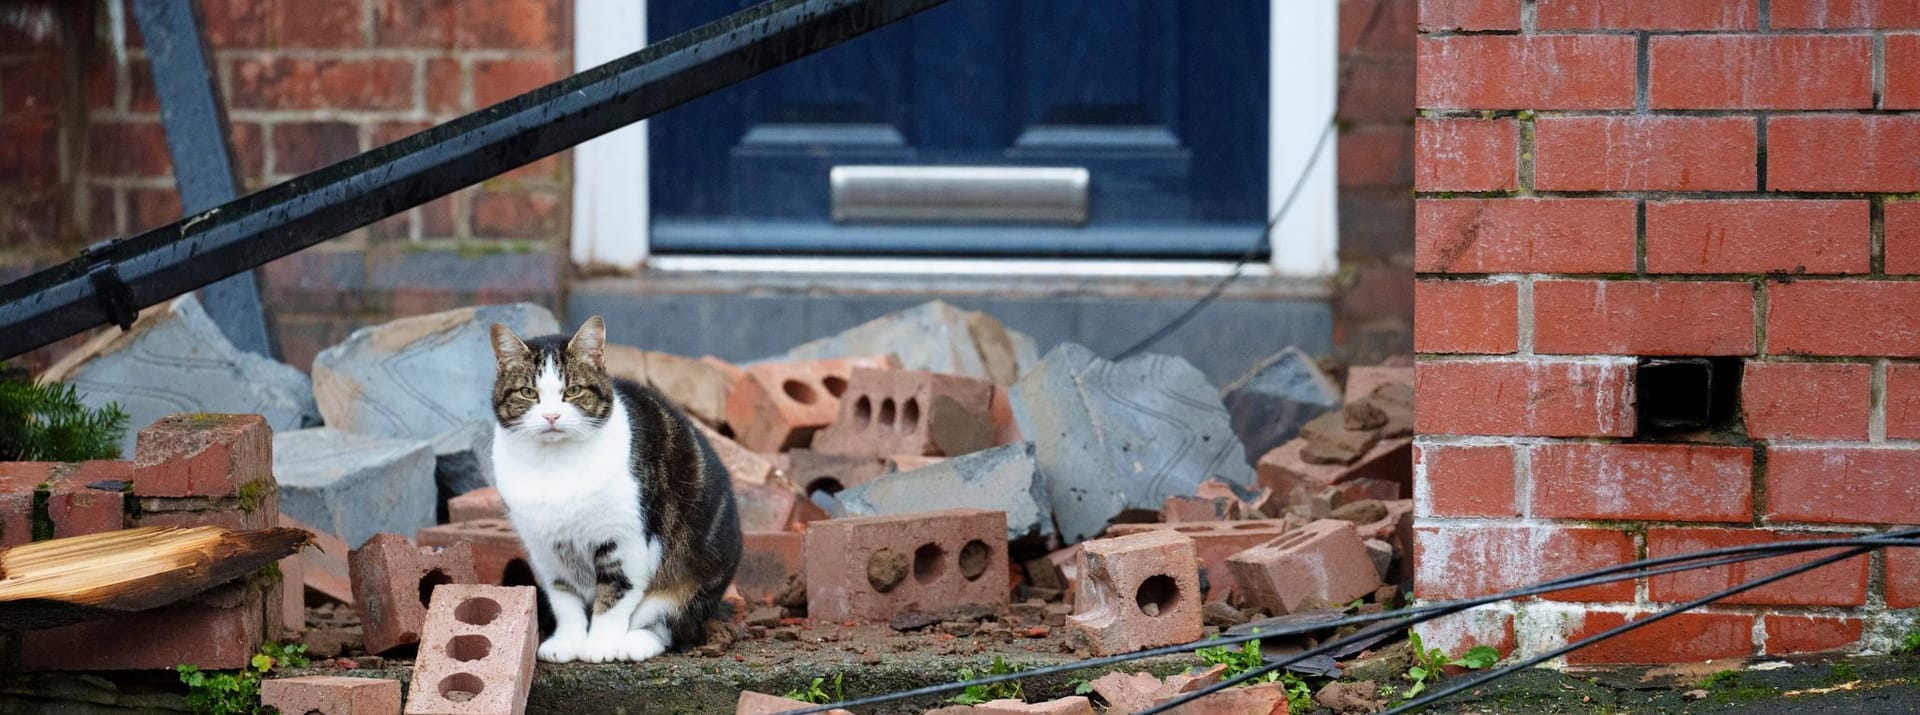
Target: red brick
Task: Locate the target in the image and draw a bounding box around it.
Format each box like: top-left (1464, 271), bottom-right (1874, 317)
top-left (128, 187), bottom-right (183, 233)
top-left (725, 355), bottom-right (900, 453)
top-left (1419, 35), bottom-right (1635, 110)
top-left (23, 587), bottom-right (267, 670)
top-left (1650, 36), bottom-right (1871, 109)
top-left (471, 189), bottom-right (562, 238)
top-left (45, 461), bottom-right (130, 538)
top-left (1533, 280), bottom-right (1756, 356)
top-left (407, 585), bottom-right (537, 714)
top-left (787, 450), bottom-right (889, 495)
top-left (1415, 280), bottom-right (1516, 355)
top-left (229, 122), bottom-right (266, 181)
top-left (733, 475), bottom-right (826, 533)
top-left (1159, 495), bottom-right (1241, 523)
top-left (228, 58), bottom-right (415, 111)
top-left (1886, 364), bottom-right (1920, 440)
top-left (1887, 35), bottom-right (1920, 109)
top-left (1742, 362), bottom-right (1872, 441)
top-left (1066, 530), bottom-right (1202, 655)
top-left (1645, 200), bottom-right (1870, 275)
top-left (131, 414), bottom-right (272, 498)
top-left (735, 530), bottom-right (805, 605)
top-left (1414, 444), bottom-right (1515, 518)
top-left (811, 369), bottom-right (994, 458)
top-left (1107, 520), bottom-right (1291, 604)
top-left (1535, 117), bottom-right (1757, 191)
top-left (1416, 360), bottom-right (1634, 437)
top-left (1415, 198), bottom-right (1636, 274)
top-left (1339, 125), bottom-right (1412, 190)
top-left (1566, 611), bottom-right (1754, 665)
top-left (1885, 202), bottom-right (1920, 274)
top-left (197, 0), bottom-right (269, 47)
top-left (426, 58), bottom-right (465, 113)
top-left (0, 118), bottom-right (58, 186)
top-left (1764, 615), bottom-right (1864, 656)
top-left (1766, 281), bottom-right (1920, 357)
top-left (1648, 528), bottom-right (1868, 607)
top-left (350, 533), bottom-right (479, 655)
top-left (1769, 115), bottom-right (1920, 192)
top-left (1885, 547), bottom-right (1920, 608)
top-left (1, 61), bottom-right (62, 115)
top-left (1256, 438), bottom-right (1412, 505)
top-left (268, 0), bottom-right (364, 48)
top-left (805, 509), bottom-right (1009, 622)
top-left (1228, 519), bottom-right (1380, 616)
top-left (459, 0), bottom-right (569, 50)
top-left (449, 486), bottom-right (506, 522)
top-left (1414, 525), bottom-right (1635, 602)
top-left (1536, 0), bottom-right (1759, 29)
top-left (1339, 55), bottom-right (1414, 123)
top-left (272, 121), bottom-right (361, 176)
top-left (262, 676), bottom-right (402, 715)
top-left (375, 0), bottom-right (459, 47)
top-left (1417, 0), bottom-right (1520, 30)
top-left (1415, 118), bottom-right (1516, 192)
top-left (417, 520), bottom-right (529, 587)
top-left (283, 512), bottom-right (353, 604)
top-left (473, 56), bottom-right (566, 108)
top-left (1767, 447), bottom-right (1920, 524)
top-left (134, 485), bottom-right (279, 533)
top-left (1530, 444), bottom-right (1751, 522)
top-left (0, 464), bottom-right (54, 547)
top-left (737, 691), bottom-right (855, 715)
top-left (87, 121), bottom-right (172, 178)
top-left (1772, 0), bottom-right (1920, 28)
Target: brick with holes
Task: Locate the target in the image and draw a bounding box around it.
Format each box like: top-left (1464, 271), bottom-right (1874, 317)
top-left (1066, 530), bottom-right (1203, 655)
top-left (787, 449), bottom-right (891, 495)
top-left (417, 520), bottom-right (530, 587)
top-left (351, 533), bottom-right (479, 654)
top-left (811, 368), bottom-right (996, 458)
top-left (261, 676), bottom-right (402, 715)
top-left (1228, 519), bottom-right (1382, 616)
top-left (724, 355), bottom-right (902, 452)
top-left (804, 509), bottom-right (1009, 622)
top-left (1106, 520), bottom-right (1290, 604)
top-left (405, 585), bottom-right (538, 715)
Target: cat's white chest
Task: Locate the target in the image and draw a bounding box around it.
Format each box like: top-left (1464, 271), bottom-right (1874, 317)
top-left (491, 408), bottom-right (642, 544)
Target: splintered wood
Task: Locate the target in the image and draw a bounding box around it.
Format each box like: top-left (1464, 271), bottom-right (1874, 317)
top-left (0, 526), bottom-right (311, 630)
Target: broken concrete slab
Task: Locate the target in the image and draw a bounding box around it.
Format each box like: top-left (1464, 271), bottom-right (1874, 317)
top-left (38, 293), bottom-right (319, 457)
top-left (431, 420), bottom-right (495, 499)
top-left (274, 427), bottom-right (437, 549)
top-left (604, 344), bottom-right (735, 428)
top-left (1010, 344), bottom-right (1257, 544)
top-left (785, 301), bottom-right (1038, 386)
top-left (312, 303), bottom-right (559, 439)
top-left (1221, 347), bottom-right (1343, 463)
top-left (834, 442), bottom-right (1055, 545)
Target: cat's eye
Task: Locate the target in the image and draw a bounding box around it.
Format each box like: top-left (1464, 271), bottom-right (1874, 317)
top-left (565, 385), bottom-right (589, 400)
top-left (516, 387), bottom-right (537, 400)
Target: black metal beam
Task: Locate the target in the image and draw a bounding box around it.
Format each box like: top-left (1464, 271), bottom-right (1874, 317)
top-left (0, 0), bottom-right (950, 360)
top-left (131, 0), bottom-right (275, 358)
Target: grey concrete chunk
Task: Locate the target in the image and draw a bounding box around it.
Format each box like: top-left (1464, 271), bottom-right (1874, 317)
top-left (432, 421), bottom-right (495, 497)
top-left (1221, 347), bottom-right (1343, 462)
top-left (311, 303), bottom-right (558, 439)
top-left (785, 300), bottom-right (1038, 386)
top-left (835, 442), bottom-right (1054, 546)
top-left (1010, 344), bottom-right (1257, 544)
top-left (37, 293), bottom-right (320, 457)
top-left (274, 427), bottom-right (436, 549)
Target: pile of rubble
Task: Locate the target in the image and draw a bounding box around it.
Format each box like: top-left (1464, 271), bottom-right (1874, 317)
top-left (22, 296), bottom-right (1414, 714)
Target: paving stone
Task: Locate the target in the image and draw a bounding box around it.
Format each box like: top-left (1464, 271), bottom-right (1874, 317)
top-left (725, 355), bottom-right (901, 453)
top-left (1010, 344), bottom-right (1257, 544)
top-left (785, 300), bottom-right (1038, 386)
top-left (1221, 346), bottom-right (1343, 463)
top-left (812, 369), bottom-right (996, 458)
top-left (449, 486), bottom-right (507, 522)
top-left (313, 303), bottom-right (558, 439)
top-left (834, 443), bottom-right (1055, 545)
top-left (1106, 520), bottom-right (1291, 604)
top-left (37, 293), bottom-right (319, 457)
top-left (261, 675), bottom-right (402, 715)
top-left (603, 345), bottom-right (735, 428)
top-left (417, 520), bottom-right (529, 587)
top-left (351, 533), bottom-right (479, 655)
top-left (406, 585), bottom-right (537, 715)
top-left (1067, 530), bottom-right (1203, 656)
top-left (1228, 519), bottom-right (1382, 616)
top-left (275, 427), bottom-right (436, 549)
top-left (805, 509), bottom-right (1009, 622)
top-left (433, 421), bottom-right (495, 499)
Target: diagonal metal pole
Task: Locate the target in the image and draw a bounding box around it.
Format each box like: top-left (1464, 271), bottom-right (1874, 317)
top-left (130, 0), bottom-right (275, 358)
top-left (0, 0), bottom-right (950, 360)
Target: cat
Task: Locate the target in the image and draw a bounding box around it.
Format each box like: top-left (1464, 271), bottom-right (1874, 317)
top-left (487, 316), bottom-right (741, 663)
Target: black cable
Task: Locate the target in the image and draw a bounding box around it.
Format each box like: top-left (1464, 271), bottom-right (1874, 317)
top-left (770, 533), bottom-right (1920, 715)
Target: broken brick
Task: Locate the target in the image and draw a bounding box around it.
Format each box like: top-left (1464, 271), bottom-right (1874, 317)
top-left (1107, 520), bottom-right (1290, 603)
top-left (736, 691), bottom-right (853, 715)
top-left (284, 511), bottom-right (353, 604)
top-left (975, 696), bottom-right (1097, 714)
top-left (1298, 411), bottom-right (1380, 465)
top-left (990, 386), bottom-right (1023, 445)
top-left (261, 676), bottom-right (402, 715)
top-left (724, 354), bottom-right (901, 452)
top-left (417, 519), bottom-right (529, 587)
top-left (734, 474), bottom-right (827, 532)
top-left (0, 464), bottom-right (45, 546)
top-left (811, 368), bottom-right (995, 458)
top-left (351, 533), bottom-right (479, 655)
top-left (787, 449), bottom-right (890, 495)
top-left (1228, 519), bottom-right (1382, 615)
top-left (1151, 679), bottom-right (1290, 714)
top-left (1257, 437), bottom-right (1411, 504)
top-left (1162, 495), bottom-right (1243, 523)
top-left (1067, 530), bottom-right (1204, 655)
top-left (691, 418), bottom-right (779, 485)
top-left (406, 585), bottom-right (537, 715)
top-left (805, 509), bottom-right (1009, 622)
top-left (449, 486), bottom-right (506, 522)
top-left (603, 345), bottom-right (735, 428)
top-left (735, 530), bottom-right (806, 604)
top-left (1194, 478), bottom-right (1275, 518)
top-left (131, 413), bottom-right (272, 498)
top-left (1344, 365), bottom-right (1413, 404)
top-left (23, 581), bottom-right (269, 670)
top-left (1091, 671), bottom-right (1164, 715)
top-left (42, 461), bottom-right (129, 537)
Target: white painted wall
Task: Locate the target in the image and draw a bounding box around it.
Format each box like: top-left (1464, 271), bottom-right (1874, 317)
top-left (570, 0), bottom-right (649, 267)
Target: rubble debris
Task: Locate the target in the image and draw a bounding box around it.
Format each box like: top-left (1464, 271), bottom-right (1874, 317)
top-left (787, 449), bottom-right (891, 496)
top-left (1152, 679), bottom-right (1290, 713)
top-left (1012, 344), bottom-right (1257, 544)
top-left (130, 413), bottom-right (274, 499)
top-left (416, 520), bottom-right (527, 587)
top-left (449, 487), bottom-right (507, 522)
top-left (1023, 556), bottom-right (1069, 594)
top-left (1315, 679), bottom-right (1387, 714)
top-left (1201, 600), bottom-right (1248, 628)
top-left (282, 512), bottom-right (353, 604)
top-left (37, 293), bottom-right (319, 457)
top-left (811, 368), bottom-right (996, 458)
top-left (1194, 478), bottom-right (1274, 518)
top-left (1222, 346), bottom-right (1343, 462)
top-left (1257, 437), bottom-right (1412, 505)
top-left (350, 533), bottom-right (478, 655)
top-left (1091, 671), bottom-right (1165, 715)
top-left (1364, 539), bottom-right (1394, 582)
top-left (432, 421), bottom-right (496, 500)
top-left (1107, 520), bottom-right (1290, 604)
top-left (603, 344), bottom-right (736, 428)
top-left (1229, 519), bottom-right (1382, 616)
top-left (0, 470), bottom-right (29, 548)
top-left (735, 530), bottom-right (805, 605)
top-left (734, 472), bottom-right (827, 533)
top-left (691, 419), bottom-right (779, 485)
top-left (834, 443), bottom-right (1055, 545)
top-left (32, 461), bottom-right (128, 538)
top-left (406, 584), bottom-right (537, 715)
top-left (261, 675), bottom-right (402, 715)
top-left (313, 303), bottom-right (558, 439)
top-left (1066, 530), bottom-right (1203, 656)
top-left (1161, 495), bottom-right (1243, 523)
top-left (275, 427), bottom-right (437, 549)
top-left (975, 696), bottom-right (1096, 714)
top-left (725, 355), bottom-right (902, 452)
top-left (735, 690), bottom-right (853, 715)
top-left (805, 509), bottom-right (1009, 622)
top-left (784, 300), bottom-right (1039, 387)
top-left (1330, 499), bottom-right (1388, 525)
top-left (1298, 411), bottom-right (1380, 465)
top-left (0, 525), bottom-right (308, 630)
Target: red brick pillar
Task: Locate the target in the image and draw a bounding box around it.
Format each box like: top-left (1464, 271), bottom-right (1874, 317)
top-left (1414, 0), bottom-right (1913, 663)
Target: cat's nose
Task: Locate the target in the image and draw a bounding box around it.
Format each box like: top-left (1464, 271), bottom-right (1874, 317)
top-left (543, 413), bottom-right (561, 425)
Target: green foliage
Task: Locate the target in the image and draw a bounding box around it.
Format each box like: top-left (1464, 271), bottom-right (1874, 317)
top-left (1698, 670), bottom-right (1777, 703)
top-left (1194, 631), bottom-right (1281, 685)
top-left (1396, 630), bottom-right (1499, 701)
top-left (0, 365), bottom-right (129, 462)
top-left (782, 673), bottom-right (843, 704)
top-left (1279, 672), bottom-right (1314, 714)
top-left (1067, 678), bottom-right (1094, 696)
top-left (1897, 631), bottom-right (1920, 656)
top-left (947, 656), bottom-right (1024, 705)
top-left (176, 643), bottom-right (307, 715)
top-left (1700, 670), bottom-right (1743, 689)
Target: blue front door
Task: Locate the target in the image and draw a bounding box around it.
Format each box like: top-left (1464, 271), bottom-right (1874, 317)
top-left (648, 0), bottom-right (1269, 257)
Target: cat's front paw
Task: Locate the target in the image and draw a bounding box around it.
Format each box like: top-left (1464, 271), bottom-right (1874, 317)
top-left (610, 630), bottom-right (667, 662)
top-left (538, 635), bottom-right (586, 663)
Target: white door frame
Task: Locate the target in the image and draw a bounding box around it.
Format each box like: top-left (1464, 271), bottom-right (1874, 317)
top-left (571, 0), bottom-right (1337, 277)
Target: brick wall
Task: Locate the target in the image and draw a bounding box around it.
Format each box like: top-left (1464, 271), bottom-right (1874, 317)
top-left (1335, 0), bottom-right (1418, 363)
top-left (1415, 0), bottom-right (1918, 662)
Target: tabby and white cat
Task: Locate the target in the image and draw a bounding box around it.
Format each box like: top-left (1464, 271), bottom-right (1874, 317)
top-left (487, 316), bottom-right (741, 663)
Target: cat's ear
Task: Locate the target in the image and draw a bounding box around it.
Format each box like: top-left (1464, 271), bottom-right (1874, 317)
top-left (490, 323), bottom-right (531, 366)
top-left (568, 315), bottom-right (607, 369)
